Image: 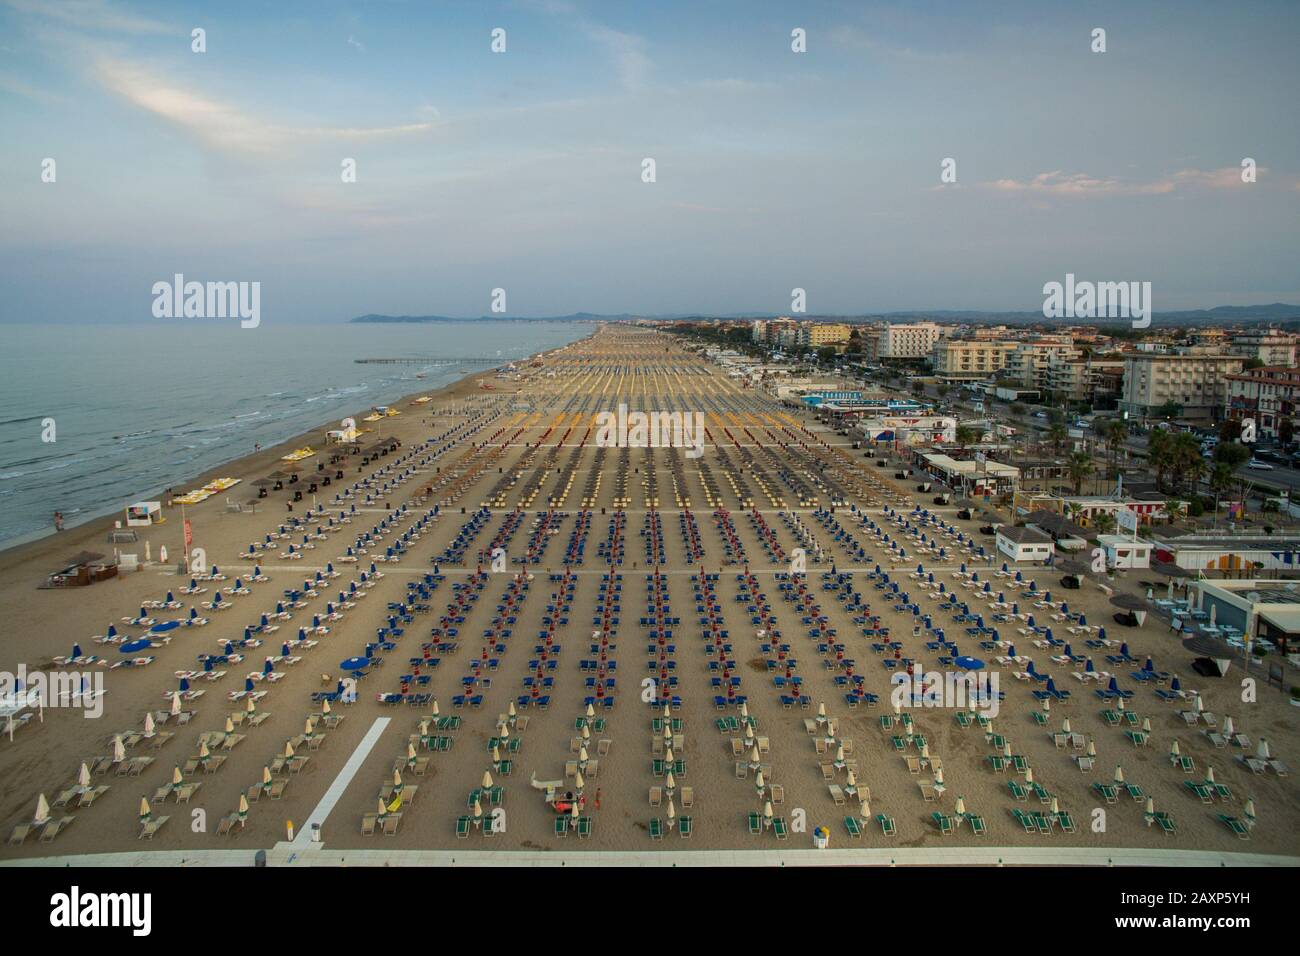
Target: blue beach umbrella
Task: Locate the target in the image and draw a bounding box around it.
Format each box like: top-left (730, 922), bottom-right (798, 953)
top-left (340, 657), bottom-right (368, 671)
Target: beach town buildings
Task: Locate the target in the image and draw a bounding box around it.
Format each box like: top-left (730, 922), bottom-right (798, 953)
top-left (1227, 329), bottom-right (1298, 367)
top-left (1044, 354), bottom-right (1126, 404)
top-left (879, 321), bottom-right (944, 361)
top-left (1225, 365), bottom-right (1300, 440)
top-left (1118, 349), bottom-right (1245, 422)
top-left (797, 323), bottom-right (852, 349)
top-left (1001, 337), bottom-right (1080, 390)
top-left (931, 339), bottom-right (1015, 381)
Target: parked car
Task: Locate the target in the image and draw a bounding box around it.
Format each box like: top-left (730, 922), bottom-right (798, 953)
top-left (1247, 459), bottom-right (1275, 470)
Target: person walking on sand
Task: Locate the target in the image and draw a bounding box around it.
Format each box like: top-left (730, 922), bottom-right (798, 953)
top-left (53, 511), bottom-right (64, 532)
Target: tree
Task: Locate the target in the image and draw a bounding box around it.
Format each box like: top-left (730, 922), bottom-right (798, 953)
top-left (1156, 400), bottom-right (1183, 421)
top-left (1166, 432), bottom-right (1204, 493)
top-left (1048, 422), bottom-right (1068, 453)
top-left (1220, 418), bottom-right (1243, 443)
top-left (1146, 428), bottom-right (1172, 490)
top-left (816, 345), bottom-right (837, 364)
top-left (1093, 511), bottom-right (1116, 535)
top-left (956, 425), bottom-right (980, 446)
top-left (1280, 417), bottom-right (1294, 446)
top-left (1067, 451), bottom-right (1095, 494)
top-left (1103, 418), bottom-right (1129, 473)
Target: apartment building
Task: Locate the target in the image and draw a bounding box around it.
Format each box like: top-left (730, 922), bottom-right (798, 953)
top-left (1228, 330), bottom-right (1298, 367)
top-left (931, 339), bottom-right (1015, 381)
top-left (797, 323), bottom-right (852, 349)
top-left (1045, 354), bottom-right (1126, 403)
top-left (1120, 350), bottom-right (1244, 422)
top-left (1003, 338), bottom-right (1080, 390)
top-left (879, 321), bottom-right (944, 360)
top-left (1225, 365), bottom-right (1300, 440)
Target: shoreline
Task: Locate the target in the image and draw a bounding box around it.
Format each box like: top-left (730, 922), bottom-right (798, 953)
top-left (0, 333), bottom-right (588, 574)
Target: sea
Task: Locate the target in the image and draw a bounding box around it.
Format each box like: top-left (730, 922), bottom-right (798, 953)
top-left (0, 321), bottom-right (587, 548)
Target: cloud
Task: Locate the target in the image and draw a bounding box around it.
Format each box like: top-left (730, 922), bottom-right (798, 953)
top-left (3, 0), bottom-right (171, 35)
top-left (347, 35), bottom-right (365, 54)
top-left (581, 23), bottom-right (651, 90)
top-left (983, 167), bottom-right (1273, 197)
top-left (92, 57), bottom-right (434, 158)
top-left (985, 170), bottom-right (1175, 196)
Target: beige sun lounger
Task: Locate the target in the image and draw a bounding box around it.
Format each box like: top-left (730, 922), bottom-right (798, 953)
top-left (139, 816), bottom-right (169, 839)
top-left (40, 816), bottom-right (75, 842)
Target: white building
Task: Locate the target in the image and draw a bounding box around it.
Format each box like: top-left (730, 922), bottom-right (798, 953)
top-left (996, 525), bottom-right (1055, 563)
top-left (879, 322), bottom-right (943, 360)
top-left (1098, 534), bottom-right (1153, 569)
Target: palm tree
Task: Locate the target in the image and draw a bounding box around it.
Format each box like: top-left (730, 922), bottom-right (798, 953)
top-left (1093, 511), bottom-right (1116, 536)
top-left (1103, 418), bottom-right (1129, 473)
top-left (1146, 428), bottom-right (1172, 491)
top-left (956, 425), bottom-right (980, 446)
top-left (1047, 422), bottom-right (1068, 453)
top-left (1067, 451), bottom-right (1094, 494)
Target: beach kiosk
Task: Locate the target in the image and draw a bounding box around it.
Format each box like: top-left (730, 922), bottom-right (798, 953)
top-left (125, 501), bottom-right (163, 527)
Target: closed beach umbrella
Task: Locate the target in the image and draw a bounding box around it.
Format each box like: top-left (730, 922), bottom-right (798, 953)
top-left (1170, 741), bottom-right (1181, 757)
top-left (284, 741), bottom-right (295, 758)
top-left (226, 717), bottom-right (235, 734)
top-left (392, 768), bottom-right (402, 788)
top-left (262, 767), bottom-right (272, 786)
top-left (665, 770), bottom-right (675, 792)
top-left (144, 712), bottom-right (155, 736)
top-left (1062, 718), bottom-right (1072, 734)
top-left (481, 770), bottom-right (493, 790)
top-left (1206, 767), bottom-right (1216, 784)
top-left (171, 692), bottom-right (182, 715)
top-left (1024, 767), bottom-right (1034, 784)
top-left (1087, 738), bottom-right (1097, 758)
top-left (1051, 797), bottom-right (1060, 816)
top-left (35, 793), bottom-right (51, 826)
top-left (172, 766), bottom-right (183, 786)
top-left (1257, 739), bottom-right (1271, 760)
top-left (1244, 798), bottom-right (1256, 824)
top-left (1114, 766), bottom-right (1125, 784)
top-left (237, 794), bottom-right (249, 821)
top-left (113, 735), bottom-right (126, 762)
top-left (955, 795), bottom-right (966, 816)
top-left (139, 797), bottom-right (152, 822)
top-left (1142, 717), bottom-right (1152, 734)
top-left (1145, 796), bottom-right (1155, 816)
top-left (574, 770), bottom-right (585, 791)
top-left (1222, 716), bottom-right (1235, 737)
top-left (666, 797), bottom-right (676, 823)
top-left (763, 800), bottom-right (774, 823)
top-left (377, 797), bottom-right (388, 816)
top-left (78, 762), bottom-right (91, 789)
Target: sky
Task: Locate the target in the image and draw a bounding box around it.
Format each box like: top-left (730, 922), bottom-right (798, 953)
top-left (2, 0), bottom-right (1298, 322)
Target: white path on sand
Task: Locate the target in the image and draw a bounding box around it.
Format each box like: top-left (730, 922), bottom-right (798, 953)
top-left (6, 846), bottom-right (1298, 868)
top-left (282, 716), bottom-right (390, 849)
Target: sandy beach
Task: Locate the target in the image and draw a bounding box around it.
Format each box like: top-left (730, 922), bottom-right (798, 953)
top-left (1, 326), bottom-right (1296, 863)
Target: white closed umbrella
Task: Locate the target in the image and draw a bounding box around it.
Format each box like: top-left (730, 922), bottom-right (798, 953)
top-left (1114, 765), bottom-right (1125, 784)
top-left (955, 795), bottom-right (966, 816)
top-left (1062, 718), bottom-right (1072, 734)
top-left (170, 692), bottom-right (182, 715)
top-left (34, 793), bottom-right (51, 826)
top-left (1257, 739), bottom-right (1271, 760)
top-left (574, 770), bottom-right (585, 791)
top-left (1170, 741), bottom-right (1181, 757)
top-left (1024, 767), bottom-right (1035, 784)
top-left (1206, 766), bottom-right (1217, 783)
top-left (172, 766), bottom-right (183, 785)
top-left (481, 770), bottom-right (493, 789)
top-left (1222, 716), bottom-right (1235, 737)
top-left (77, 762), bottom-right (91, 789)
top-left (143, 712), bottom-right (156, 736)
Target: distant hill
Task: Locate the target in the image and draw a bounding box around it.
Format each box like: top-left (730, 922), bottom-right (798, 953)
top-left (351, 304), bottom-right (1300, 327)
